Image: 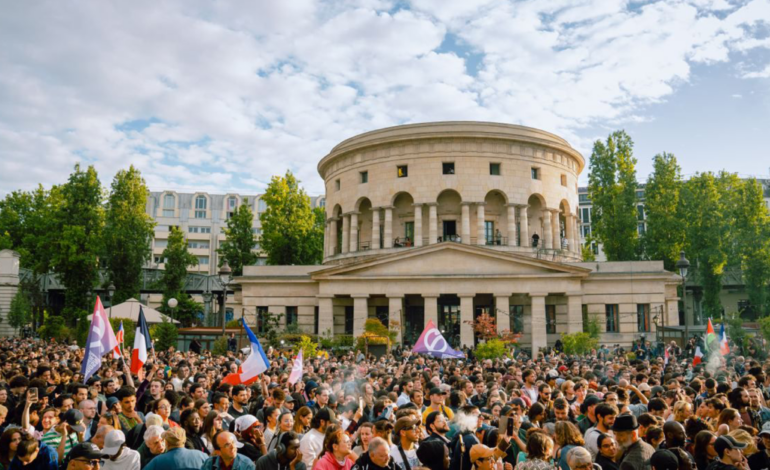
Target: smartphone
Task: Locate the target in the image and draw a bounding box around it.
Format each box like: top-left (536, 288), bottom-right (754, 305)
top-left (28, 388), bottom-right (38, 403)
top-left (498, 416), bottom-right (509, 436)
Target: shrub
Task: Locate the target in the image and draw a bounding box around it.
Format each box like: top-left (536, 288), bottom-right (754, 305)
top-left (297, 335), bottom-right (319, 359)
top-left (110, 318), bottom-right (136, 349)
top-left (475, 338), bottom-right (508, 360)
top-left (39, 316), bottom-right (68, 342)
top-left (150, 320), bottom-right (178, 351)
top-left (226, 319), bottom-right (241, 328)
top-left (560, 332), bottom-right (598, 355)
top-left (212, 335), bottom-right (229, 356)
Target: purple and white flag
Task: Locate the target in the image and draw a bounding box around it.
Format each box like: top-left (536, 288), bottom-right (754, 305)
top-left (288, 349), bottom-right (303, 385)
top-left (412, 320), bottom-right (465, 359)
top-left (81, 296), bottom-right (119, 382)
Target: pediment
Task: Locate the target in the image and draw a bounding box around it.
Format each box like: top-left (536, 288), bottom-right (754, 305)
top-left (312, 244), bottom-right (590, 279)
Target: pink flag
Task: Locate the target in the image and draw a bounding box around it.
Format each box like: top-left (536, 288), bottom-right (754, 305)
top-left (289, 349), bottom-right (303, 385)
top-left (412, 320), bottom-right (465, 359)
top-left (81, 296), bottom-right (119, 382)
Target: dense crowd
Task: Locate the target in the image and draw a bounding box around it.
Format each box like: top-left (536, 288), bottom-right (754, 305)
top-left (0, 334), bottom-right (767, 470)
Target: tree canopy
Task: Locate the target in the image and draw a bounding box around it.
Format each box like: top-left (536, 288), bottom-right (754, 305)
top-left (217, 199), bottom-right (257, 276)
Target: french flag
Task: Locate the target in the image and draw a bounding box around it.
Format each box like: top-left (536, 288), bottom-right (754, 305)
top-left (223, 319), bottom-right (269, 385)
top-left (113, 321), bottom-right (124, 359)
top-left (130, 307), bottom-right (152, 374)
top-left (719, 323), bottom-right (730, 355)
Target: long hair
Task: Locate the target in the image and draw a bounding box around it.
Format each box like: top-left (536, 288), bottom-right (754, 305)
top-left (319, 426), bottom-right (344, 458)
top-left (526, 430), bottom-right (554, 460)
top-left (293, 406), bottom-right (312, 434)
top-left (718, 408), bottom-right (739, 428)
top-left (0, 428), bottom-right (22, 467)
top-left (554, 421), bottom-right (585, 447)
top-left (201, 411), bottom-right (220, 441)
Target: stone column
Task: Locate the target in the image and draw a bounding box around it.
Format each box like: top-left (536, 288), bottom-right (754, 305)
top-left (423, 295), bottom-right (438, 328)
top-left (372, 208), bottom-right (381, 250)
top-left (0, 250), bottom-right (21, 337)
top-left (388, 295), bottom-right (404, 343)
top-left (542, 211), bottom-right (552, 250)
top-left (552, 210), bottom-right (561, 250)
top-left (383, 206), bottom-right (393, 249)
top-left (428, 203), bottom-right (438, 244)
top-left (518, 205), bottom-right (529, 247)
top-left (530, 293), bottom-right (548, 358)
top-left (329, 218), bottom-right (338, 256)
top-left (317, 295), bottom-right (334, 338)
top-left (352, 294), bottom-right (369, 337)
top-left (666, 297), bottom-right (679, 329)
top-left (565, 214), bottom-right (575, 254)
top-left (461, 202), bottom-right (471, 244)
top-left (341, 214), bottom-right (350, 254)
top-left (573, 214), bottom-right (581, 253)
top-left (476, 203), bottom-right (486, 245)
top-left (495, 294), bottom-right (511, 335)
top-left (460, 295), bottom-right (475, 347)
top-left (349, 212), bottom-right (359, 253)
top-left (323, 222), bottom-right (329, 258)
top-left (507, 204), bottom-right (518, 246)
top-left (413, 204), bottom-right (423, 247)
top-left (566, 292), bottom-right (583, 334)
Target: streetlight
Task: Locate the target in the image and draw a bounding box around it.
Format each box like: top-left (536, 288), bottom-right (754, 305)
top-left (219, 261), bottom-right (232, 335)
top-left (108, 283), bottom-right (116, 319)
top-left (675, 251), bottom-right (690, 348)
top-left (168, 298), bottom-right (178, 321)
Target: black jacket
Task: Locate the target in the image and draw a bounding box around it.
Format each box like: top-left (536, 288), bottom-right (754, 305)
top-left (352, 451), bottom-right (397, 470)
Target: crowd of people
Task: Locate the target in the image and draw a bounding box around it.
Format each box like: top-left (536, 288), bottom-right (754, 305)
top-left (0, 334), bottom-right (768, 470)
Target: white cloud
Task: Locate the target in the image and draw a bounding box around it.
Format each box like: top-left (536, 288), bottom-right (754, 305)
top-left (0, 0), bottom-right (769, 197)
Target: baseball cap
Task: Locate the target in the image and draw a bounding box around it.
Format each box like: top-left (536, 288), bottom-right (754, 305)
top-left (760, 422), bottom-right (770, 437)
top-left (714, 435), bottom-right (747, 457)
top-left (234, 415), bottom-right (258, 433)
top-left (66, 443), bottom-right (107, 462)
top-left (106, 397), bottom-right (119, 409)
top-left (102, 430), bottom-right (126, 456)
top-left (469, 444), bottom-right (496, 463)
top-left (429, 387), bottom-right (443, 396)
top-left (62, 409), bottom-right (86, 433)
top-left (650, 449), bottom-right (679, 470)
top-left (315, 408), bottom-right (338, 424)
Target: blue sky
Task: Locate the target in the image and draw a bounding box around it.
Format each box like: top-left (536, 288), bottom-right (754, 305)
top-left (1, 0), bottom-right (769, 196)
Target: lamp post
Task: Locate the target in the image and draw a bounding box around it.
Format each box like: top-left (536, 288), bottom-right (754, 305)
top-left (168, 298), bottom-right (178, 321)
top-left (108, 283), bottom-right (116, 319)
top-left (675, 251), bottom-right (690, 348)
top-left (219, 262), bottom-right (232, 335)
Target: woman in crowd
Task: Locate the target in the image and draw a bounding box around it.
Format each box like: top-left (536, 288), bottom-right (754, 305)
top-left (514, 431), bottom-right (555, 470)
top-left (554, 422), bottom-right (584, 470)
top-left (352, 422), bottom-right (374, 457)
top-left (595, 434), bottom-right (619, 470)
top-left (151, 398), bottom-right (178, 428)
top-left (200, 410), bottom-right (223, 454)
top-left (0, 428), bottom-right (22, 470)
top-left (315, 428), bottom-right (354, 470)
top-left (717, 408), bottom-right (743, 435)
top-left (293, 406), bottom-right (312, 437)
top-left (261, 406), bottom-right (279, 451)
top-left (693, 431), bottom-right (718, 470)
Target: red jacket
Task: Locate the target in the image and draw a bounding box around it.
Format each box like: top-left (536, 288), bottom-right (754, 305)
top-left (313, 452), bottom-right (354, 470)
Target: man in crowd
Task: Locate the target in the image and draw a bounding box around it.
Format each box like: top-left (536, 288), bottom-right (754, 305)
top-left (612, 414), bottom-right (655, 470)
top-left (391, 417), bottom-right (421, 470)
top-left (203, 431), bottom-right (255, 470)
top-left (144, 427), bottom-right (207, 470)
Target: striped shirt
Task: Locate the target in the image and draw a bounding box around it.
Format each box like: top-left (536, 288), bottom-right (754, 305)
top-left (41, 429), bottom-right (78, 456)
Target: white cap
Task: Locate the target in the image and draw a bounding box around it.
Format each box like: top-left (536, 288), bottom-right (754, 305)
top-left (234, 415), bottom-right (258, 433)
top-left (102, 429), bottom-right (126, 456)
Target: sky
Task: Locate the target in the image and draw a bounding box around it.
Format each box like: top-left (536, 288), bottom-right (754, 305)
top-left (1, 0), bottom-right (769, 197)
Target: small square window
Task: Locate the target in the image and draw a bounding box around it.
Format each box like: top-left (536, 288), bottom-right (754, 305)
top-left (335, 179), bottom-right (341, 191)
top-left (397, 165), bottom-right (408, 178)
top-left (442, 162), bottom-right (455, 175)
top-left (360, 171), bottom-right (368, 184)
top-left (490, 163), bottom-right (501, 175)
top-left (531, 167), bottom-right (540, 180)
top-left (561, 174), bottom-right (567, 186)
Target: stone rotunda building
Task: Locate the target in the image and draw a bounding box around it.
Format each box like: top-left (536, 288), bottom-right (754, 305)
top-left (238, 122), bottom-right (680, 355)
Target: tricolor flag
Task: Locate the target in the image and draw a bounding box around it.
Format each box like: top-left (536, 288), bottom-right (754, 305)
top-left (412, 320), bottom-right (465, 359)
top-left (719, 323), bottom-right (730, 355)
top-left (288, 349), bottom-right (303, 385)
top-left (130, 307), bottom-right (152, 374)
top-left (693, 346), bottom-right (704, 366)
top-left (223, 319), bottom-right (269, 385)
top-left (81, 296), bottom-right (119, 382)
top-left (705, 318), bottom-right (717, 353)
top-left (664, 347), bottom-right (670, 366)
top-left (112, 321), bottom-right (124, 359)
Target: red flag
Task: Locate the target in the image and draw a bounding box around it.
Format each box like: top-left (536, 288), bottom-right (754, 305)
top-left (693, 346), bottom-right (703, 366)
top-left (112, 321), bottom-right (124, 359)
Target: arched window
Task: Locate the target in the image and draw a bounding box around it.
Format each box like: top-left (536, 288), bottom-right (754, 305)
top-left (162, 194), bottom-right (175, 217)
top-left (194, 195), bottom-right (207, 219)
top-left (226, 196), bottom-right (238, 219)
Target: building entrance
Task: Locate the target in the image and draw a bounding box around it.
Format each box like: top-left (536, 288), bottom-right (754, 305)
top-left (442, 220), bottom-right (457, 242)
top-left (438, 294), bottom-right (461, 347)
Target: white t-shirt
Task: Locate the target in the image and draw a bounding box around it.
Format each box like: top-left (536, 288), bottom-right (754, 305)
top-left (102, 448), bottom-right (141, 470)
top-left (391, 444), bottom-right (420, 470)
top-left (299, 428), bottom-right (325, 469)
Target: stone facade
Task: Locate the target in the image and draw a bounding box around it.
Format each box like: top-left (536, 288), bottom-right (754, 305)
top-left (237, 122), bottom-right (681, 355)
top-left (0, 250), bottom-right (20, 337)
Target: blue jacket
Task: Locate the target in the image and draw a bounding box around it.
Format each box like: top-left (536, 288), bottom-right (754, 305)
top-left (8, 443), bottom-right (58, 470)
top-left (144, 447), bottom-right (208, 470)
top-left (203, 454), bottom-right (256, 470)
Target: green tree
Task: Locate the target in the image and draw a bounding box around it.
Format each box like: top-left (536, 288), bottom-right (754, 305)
top-left (158, 227), bottom-right (201, 326)
top-left (733, 179), bottom-right (770, 316)
top-left (103, 166), bottom-right (155, 304)
top-left (475, 339), bottom-right (508, 360)
top-left (560, 332), bottom-right (598, 355)
top-left (7, 289), bottom-right (32, 334)
top-left (680, 172), bottom-right (739, 317)
top-left (50, 164), bottom-right (104, 325)
top-left (587, 130), bottom-right (640, 261)
top-left (217, 200), bottom-right (257, 276)
top-left (150, 320), bottom-right (178, 351)
top-left (260, 171), bottom-right (324, 265)
top-left (109, 317), bottom-right (136, 350)
top-left (643, 153), bottom-right (685, 270)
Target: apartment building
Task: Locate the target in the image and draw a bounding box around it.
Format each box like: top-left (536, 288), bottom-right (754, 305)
top-left (145, 191), bottom-right (325, 274)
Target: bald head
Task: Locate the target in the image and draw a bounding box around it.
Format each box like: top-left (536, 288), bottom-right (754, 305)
top-left (92, 425), bottom-right (114, 449)
top-left (215, 431), bottom-right (239, 462)
top-left (663, 421), bottom-right (685, 448)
